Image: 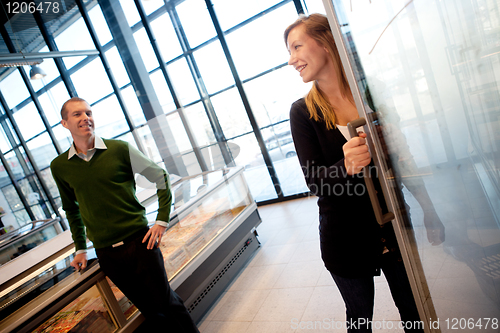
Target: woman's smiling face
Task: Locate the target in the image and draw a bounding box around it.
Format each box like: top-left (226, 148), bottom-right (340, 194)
top-left (287, 24), bottom-right (332, 84)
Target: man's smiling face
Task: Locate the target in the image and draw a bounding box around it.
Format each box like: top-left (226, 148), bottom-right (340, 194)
top-left (61, 100), bottom-right (95, 140)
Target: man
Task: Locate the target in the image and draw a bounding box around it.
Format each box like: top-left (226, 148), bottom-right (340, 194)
top-left (50, 97), bottom-right (199, 332)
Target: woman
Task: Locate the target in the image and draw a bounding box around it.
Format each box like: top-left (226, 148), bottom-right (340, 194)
top-left (285, 14), bottom-right (423, 332)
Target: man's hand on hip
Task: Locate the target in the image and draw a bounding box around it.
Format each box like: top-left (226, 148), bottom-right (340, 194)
top-left (143, 223), bottom-right (167, 250)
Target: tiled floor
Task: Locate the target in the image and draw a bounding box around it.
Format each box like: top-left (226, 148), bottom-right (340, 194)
top-left (198, 196), bottom-right (405, 332)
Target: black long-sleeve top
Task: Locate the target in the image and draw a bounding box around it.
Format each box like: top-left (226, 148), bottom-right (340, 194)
top-left (290, 98), bottom-right (388, 278)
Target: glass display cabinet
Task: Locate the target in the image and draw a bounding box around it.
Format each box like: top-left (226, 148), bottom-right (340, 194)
top-left (0, 167), bottom-right (261, 332)
top-left (144, 166), bottom-right (261, 321)
top-left (0, 218), bottom-right (62, 266)
top-left (0, 248), bottom-right (141, 333)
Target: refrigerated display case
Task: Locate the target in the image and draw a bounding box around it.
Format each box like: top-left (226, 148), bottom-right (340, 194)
top-left (144, 166), bottom-right (261, 322)
top-left (0, 166), bottom-right (261, 331)
top-left (0, 218), bottom-right (62, 266)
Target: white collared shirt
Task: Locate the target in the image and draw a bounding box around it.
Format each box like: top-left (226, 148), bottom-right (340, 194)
top-left (68, 136), bottom-right (107, 162)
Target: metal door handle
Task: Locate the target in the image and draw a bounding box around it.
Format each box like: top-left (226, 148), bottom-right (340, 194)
top-left (347, 117), bottom-right (395, 225)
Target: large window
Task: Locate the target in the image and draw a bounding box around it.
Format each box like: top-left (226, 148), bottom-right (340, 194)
top-left (176, 0), bottom-right (217, 48)
top-left (0, 0), bottom-right (318, 232)
top-left (193, 41), bottom-right (235, 94)
top-left (224, 3), bottom-right (296, 81)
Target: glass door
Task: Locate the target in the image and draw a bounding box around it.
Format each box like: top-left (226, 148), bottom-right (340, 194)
top-left (323, 0), bottom-right (500, 332)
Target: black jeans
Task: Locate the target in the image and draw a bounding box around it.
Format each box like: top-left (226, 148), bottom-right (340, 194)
top-left (330, 255), bottom-right (424, 333)
top-left (96, 228), bottom-right (199, 333)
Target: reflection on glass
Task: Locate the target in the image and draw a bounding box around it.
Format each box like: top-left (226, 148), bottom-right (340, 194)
top-left (135, 125), bottom-right (162, 164)
top-left (225, 3), bottom-right (296, 81)
top-left (34, 176), bottom-right (49, 202)
top-left (149, 71), bottom-right (175, 112)
top-left (211, 0), bottom-right (282, 31)
top-left (0, 254), bottom-right (73, 318)
top-left (133, 28), bottom-right (159, 72)
top-left (1, 185), bottom-right (24, 221)
top-left (105, 46), bottom-right (130, 88)
top-left (176, 0), bottom-right (217, 48)
top-left (202, 143), bottom-right (229, 171)
top-left (274, 160), bottom-right (308, 196)
top-left (260, 124), bottom-right (307, 196)
top-left (244, 65), bottom-right (311, 128)
top-left (12, 102), bottom-right (46, 141)
top-left (120, 86), bottom-right (147, 127)
top-left (37, 82), bottom-right (71, 126)
top-left (88, 4), bottom-right (113, 45)
top-left (332, 0), bottom-right (500, 329)
top-left (210, 88), bottom-right (252, 138)
top-left (150, 13), bottom-right (183, 62)
top-left (26, 133), bottom-right (58, 170)
top-left (2, 185), bottom-right (27, 224)
top-left (230, 134), bottom-right (277, 202)
top-left (193, 41), bottom-right (235, 94)
top-left (0, 70), bottom-right (29, 109)
top-left (32, 203), bottom-right (53, 220)
top-left (166, 112), bottom-right (192, 153)
top-left (32, 284), bottom-right (116, 333)
top-left (182, 151), bottom-right (203, 176)
top-left (184, 102), bottom-right (216, 147)
top-left (92, 95), bottom-right (129, 139)
top-left (12, 209), bottom-right (30, 226)
top-left (3, 150), bottom-right (27, 179)
top-left (0, 219), bottom-right (58, 265)
top-left (40, 167), bottom-right (59, 200)
top-left (167, 58), bottom-right (200, 106)
top-left (229, 134), bottom-right (260, 172)
top-left (54, 197), bottom-right (63, 221)
top-left (260, 124), bottom-right (293, 155)
top-left (155, 169), bottom-right (252, 279)
top-left (71, 58), bottom-right (113, 105)
top-left (179, 143), bottom-right (229, 175)
top-left (18, 177), bottom-right (49, 220)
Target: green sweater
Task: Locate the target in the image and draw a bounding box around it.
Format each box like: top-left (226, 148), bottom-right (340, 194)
top-left (50, 139), bottom-right (172, 251)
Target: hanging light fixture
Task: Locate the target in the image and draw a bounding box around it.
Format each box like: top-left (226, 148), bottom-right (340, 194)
top-left (29, 65), bottom-right (47, 80)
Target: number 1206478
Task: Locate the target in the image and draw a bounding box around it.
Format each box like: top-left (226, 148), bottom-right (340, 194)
top-left (6, 1), bottom-right (61, 14)
top-left (441, 318), bottom-right (498, 330)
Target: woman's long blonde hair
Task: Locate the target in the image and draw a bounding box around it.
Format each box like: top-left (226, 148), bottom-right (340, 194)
top-left (284, 14), bottom-right (353, 130)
